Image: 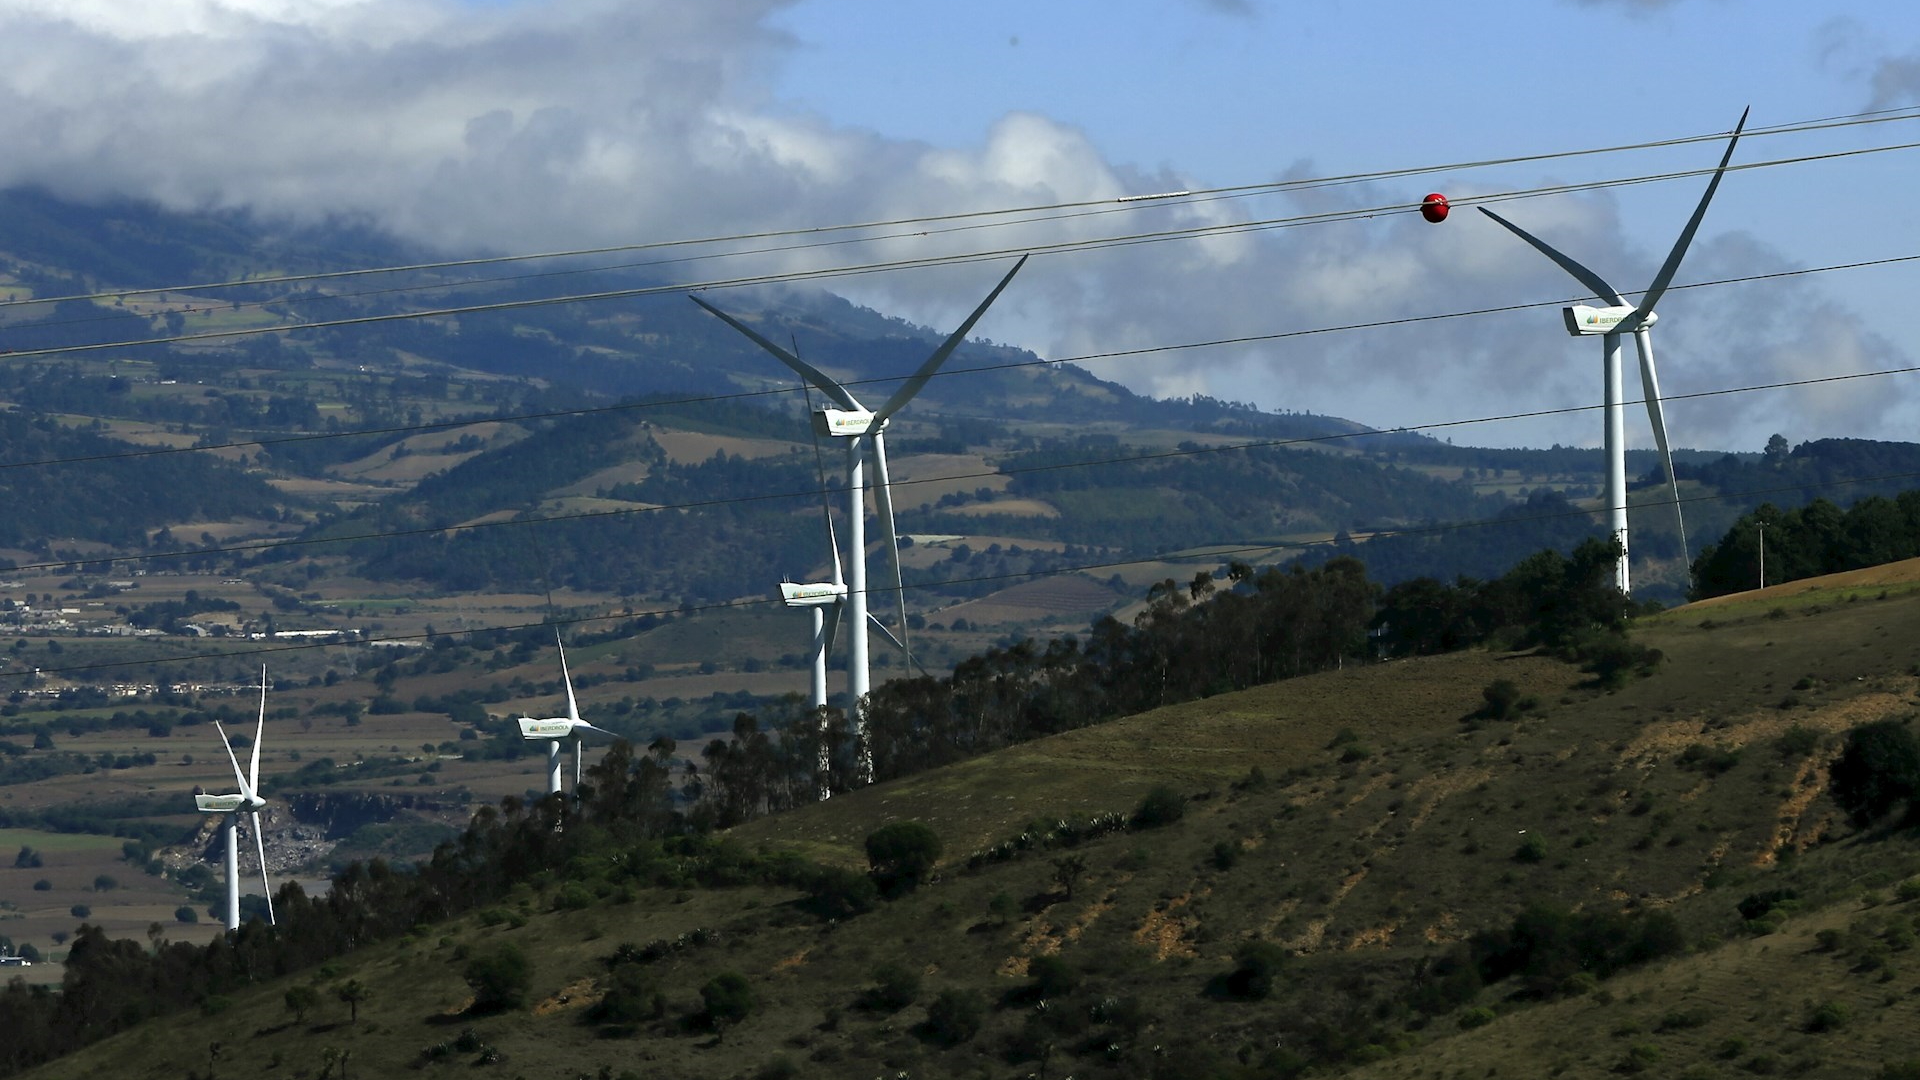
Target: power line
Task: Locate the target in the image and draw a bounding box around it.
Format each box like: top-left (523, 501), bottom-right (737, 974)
top-left (5, 122), bottom-right (1918, 350)
top-left (9, 107), bottom-right (1896, 312)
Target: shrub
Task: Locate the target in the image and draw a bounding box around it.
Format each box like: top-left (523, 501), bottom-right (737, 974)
top-left (756, 1056), bottom-right (801, 1080)
top-left (283, 985), bottom-right (320, 1023)
top-left (589, 964), bottom-right (658, 1025)
top-left (1480, 679), bottom-right (1523, 720)
top-left (1676, 743), bottom-right (1741, 775)
top-left (700, 972), bottom-right (754, 1028)
top-left (1224, 939), bottom-right (1288, 1000)
top-left (801, 864), bottom-right (878, 918)
top-left (864, 821), bottom-right (943, 898)
top-left (1027, 954), bottom-right (1078, 999)
top-left (1774, 724), bottom-right (1821, 759)
top-left (1133, 785), bottom-right (1186, 827)
top-left (1806, 999), bottom-right (1850, 1033)
top-left (921, 988), bottom-right (985, 1046)
top-left (1512, 833), bottom-right (1548, 864)
top-left (1458, 1006), bottom-right (1496, 1029)
top-left (1831, 719), bottom-right (1920, 826)
top-left (866, 963), bottom-right (920, 1011)
top-left (463, 942), bottom-right (531, 1013)
top-left (174, 905), bottom-right (198, 924)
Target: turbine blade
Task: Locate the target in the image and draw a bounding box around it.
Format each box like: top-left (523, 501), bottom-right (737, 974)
top-left (823, 597), bottom-right (842, 659)
top-left (556, 632), bottom-right (581, 725)
top-left (689, 296), bottom-right (865, 411)
top-left (249, 666), bottom-right (266, 792)
top-left (214, 721), bottom-right (252, 798)
top-left (866, 610), bottom-right (907, 651)
top-left (827, 508), bottom-right (845, 587)
top-left (870, 255), bottom-right (1027, 424)
top-left (869, 435), bottom-right (916, 670)
top-left (1633, 328), bottom-right (1689, 558)
top-left (1621, 106), bottom-right (1748, 331)
top-left (250, 811), bottom-right (275, 926)
top-left (865, 612), bottom-right (933, 678)
top-left (1478, 206), bottom-right (1627, 308)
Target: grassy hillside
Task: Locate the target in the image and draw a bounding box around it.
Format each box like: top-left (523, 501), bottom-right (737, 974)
top-left (20, 566), bottom-right (1920, 1079)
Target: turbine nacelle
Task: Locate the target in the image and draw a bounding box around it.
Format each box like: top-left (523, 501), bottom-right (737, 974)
top-left (1563, 305), bottom-right (1658, 337)
top-left (195, 793), bottom-right (252, 813)
top-left (780, 580), bottom-right (848, 607)
top-left (814, 408), bottom-right (885, 438)
top-left (517, 716), bottom-right (604, 740)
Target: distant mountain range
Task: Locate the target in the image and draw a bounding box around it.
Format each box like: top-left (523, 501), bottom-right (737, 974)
top-left (0, 185), bottom-right (1914, 610)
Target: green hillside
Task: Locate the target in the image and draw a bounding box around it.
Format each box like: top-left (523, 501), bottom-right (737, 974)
top-left (16, 565), bottom-right (1920, 1080)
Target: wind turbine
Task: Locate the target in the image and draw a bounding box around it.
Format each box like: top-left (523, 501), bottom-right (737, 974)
top-left (1479, 109), bottom-right (1746, 595)
top-left (193, 666), bottom-right (276, 931)
top-left (694, 254), bottom-right (1028, 783)
top-left (515, 631), bottom-right (617, 798)
top-left (778, 511), bottom-right (921, 800)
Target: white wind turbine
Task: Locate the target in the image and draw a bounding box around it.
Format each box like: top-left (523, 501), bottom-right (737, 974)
top-left (778, 507), bottom-right (920, 800)
top-left (695, 255), bottom-right (1028, 784)
top-left (193, 666), bottom-right (276, 931)
top-left (516, 632), bottom-right (617, 798)
top-left (1479, 109), bottom-right (1747, 595)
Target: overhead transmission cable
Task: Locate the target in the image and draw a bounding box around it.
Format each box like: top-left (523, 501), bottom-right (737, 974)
top-left (3, 106), bottom-right (1917, 346)
top-left (5, 128), bottom-right (1919, 367)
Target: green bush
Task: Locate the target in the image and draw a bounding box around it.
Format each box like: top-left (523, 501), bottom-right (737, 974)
top-left (866, 963), bottom-right (920, 1011)
top-left (864, 821), bottom-right (943, 898)
top-left (1027, 954), bottom-right (1078, 999)
top-left (921, 988), bottom-right (985, 1046)
top-left (1133, 785), bottom-right (1186, 827)
top-left (463, 942), bottom-right (531, 1013)
top-left (802, 864), bottom-right (878, 918)
top-left (1224, 939), bottom-right (1288, 1000)
top-left (1831, 719), bottom-right (1920, 826)
top-left (1512, 833), bottom-right (1548, 864)
top-left (1480, 679), bottom-right (1523, 720)
top-left (700, 972), bottom-right (754, 1028)
top-left (1806, 999), bottom-right (1850, 1033)
top-left (589, 964), bottom-right (658, 1026)
top-left (283, 985), bottom-right (320, 1023)
top-left (1458, 1006), bottom-right (1496, 1029)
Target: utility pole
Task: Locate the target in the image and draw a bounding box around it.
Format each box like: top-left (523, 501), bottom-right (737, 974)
top-left (1757, 521), bottom-right (1767, 591)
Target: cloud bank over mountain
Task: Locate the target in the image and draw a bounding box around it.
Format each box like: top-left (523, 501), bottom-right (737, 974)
top-left (0, 0), bottom-right (1907, 452)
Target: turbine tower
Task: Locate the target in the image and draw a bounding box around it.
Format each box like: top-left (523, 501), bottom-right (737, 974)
top-left (694, 255), bottom-right (1027, 783)
top-left (1480, 109), bottom-right (1747, 594)
top-left (515, 632), bottom-right (616, 797)
top-left (192, 667), bottom-right (276, 931)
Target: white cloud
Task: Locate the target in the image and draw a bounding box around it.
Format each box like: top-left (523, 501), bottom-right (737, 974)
top-left (0, 0), bottom-right (1902, 451)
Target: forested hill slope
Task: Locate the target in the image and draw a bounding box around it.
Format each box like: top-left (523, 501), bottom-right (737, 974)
top-left (22, 563), bottom-right (1920, 1079)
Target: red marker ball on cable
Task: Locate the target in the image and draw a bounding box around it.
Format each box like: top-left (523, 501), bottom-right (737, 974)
top-left (1420, 193), bottom-right (1449, 223)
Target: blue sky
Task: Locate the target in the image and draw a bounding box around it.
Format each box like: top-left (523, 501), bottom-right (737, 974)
top-left (0, 0), bottom-right (1916, 451)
